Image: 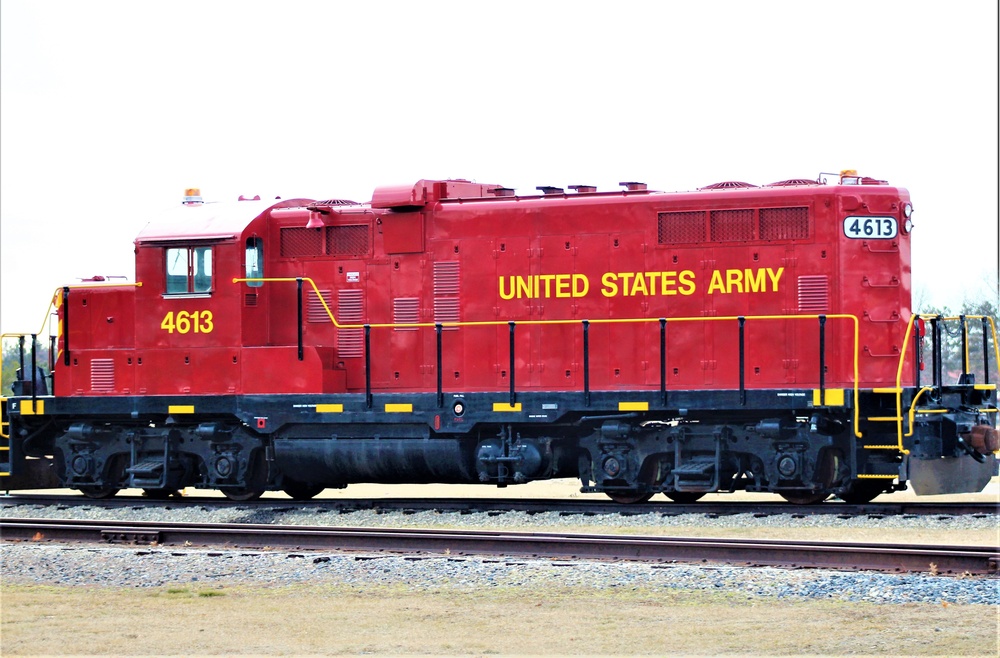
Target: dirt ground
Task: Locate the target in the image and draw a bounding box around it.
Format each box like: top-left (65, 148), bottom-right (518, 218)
top-left (2, 583), bottom-right (998, 657)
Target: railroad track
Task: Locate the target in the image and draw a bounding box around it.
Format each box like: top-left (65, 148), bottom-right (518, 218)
top-left (2, 493), bottom-right (997, 518)
top-left (2, 517), bottom-right (997, 575)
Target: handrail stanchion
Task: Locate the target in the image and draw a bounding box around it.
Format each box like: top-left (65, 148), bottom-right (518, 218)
top-left (659, 318), bottom-right (666, 405)
top-left (436, 323), bottom-right (444, 408)
top-left (932, 315), bottom-right (943, 388)
top-left (296, 278), bottom-right (304, 361)
top-left (49, 334), bottom-right (57, 394)
top-left (738, 317), bottom-right (746, 406)
top-left (30, 334), bottom-right (37, 406)
top-left (17, 337), bottom-right (25, 391)
top-left (983, 317), bottom-right (991, 385)
top-left (914, 316), bottom-right (921, 388)
top-left (364, 324), bottom-right (372, 409)
top-left (582, 320), bottom-right (590, 407)
top-left (508, 321), bottom-right (516, 406)
top-left (818, 315), bottom-right (826, 404)
top-left (959, 314), bottom-right (969, 378)
top-left (62, 287), bottom-right (70, 366)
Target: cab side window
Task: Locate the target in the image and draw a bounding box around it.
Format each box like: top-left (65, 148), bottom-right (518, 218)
top-left (165, 246), bottom-right (213, 294)
top-left (245, 238), bottom-right (263, 287)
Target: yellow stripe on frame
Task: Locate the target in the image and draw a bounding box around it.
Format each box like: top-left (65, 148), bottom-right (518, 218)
top-left (812, 389), bottom-right (845, 406)
top-left (315, 404), bottom-right (344, 413)
top-left (385, 403), bottom-right (413, 413)
top-left (20, 400), bottom-right (45, 416)
top-left (168, 405), bottom-right (195, 414)
top-left (618, 402), bottom-right (648, 411)
top-left (493, 402), bottom-right (522, 412)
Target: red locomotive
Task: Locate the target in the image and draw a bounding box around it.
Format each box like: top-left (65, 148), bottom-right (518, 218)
top-left (2, 171), bottom-right (997, 502)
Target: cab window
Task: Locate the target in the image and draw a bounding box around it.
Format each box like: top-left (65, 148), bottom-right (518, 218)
top-left (245, 237), bottom-right (263, 288)
top-left (165, 246), bottom-right (213, 294)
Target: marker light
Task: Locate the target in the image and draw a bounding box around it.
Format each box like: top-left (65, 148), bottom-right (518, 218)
top-left (183, 188), bottom-right (203, 205)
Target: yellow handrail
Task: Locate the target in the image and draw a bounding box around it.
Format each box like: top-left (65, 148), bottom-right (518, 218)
top-left (235, 276), bottom-right (864, 436)
top-left (0, 396), bottom-right (8, 440)
top-left (885, 314), bottom-right (1000, 453)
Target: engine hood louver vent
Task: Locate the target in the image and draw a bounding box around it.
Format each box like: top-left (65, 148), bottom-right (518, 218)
top-left (311, 199), bottom-right (358, 207)
top-left (699, 181), bottom-right (757, 190)
top-left (767, 179), bottom-right (819, 187)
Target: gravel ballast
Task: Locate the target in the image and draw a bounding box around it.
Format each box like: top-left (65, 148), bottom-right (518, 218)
top-left (2, 501), bottom-right (997, 606)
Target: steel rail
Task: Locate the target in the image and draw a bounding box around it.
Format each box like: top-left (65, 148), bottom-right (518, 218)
top-left (2, 517), bottom-right (997, 575)
top-left (1, 493), bottom-right (996, 518)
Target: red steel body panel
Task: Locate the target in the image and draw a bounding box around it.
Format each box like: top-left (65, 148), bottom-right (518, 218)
top-left (57, 178), bottom-right (913, 397)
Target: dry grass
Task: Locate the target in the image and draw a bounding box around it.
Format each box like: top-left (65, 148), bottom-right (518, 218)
top-left (2, 583), bottom-right (997, 656)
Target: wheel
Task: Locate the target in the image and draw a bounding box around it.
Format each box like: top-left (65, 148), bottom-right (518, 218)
top-left (605, 491), bottom-right (654, 504)
top-left (838, 481), bottom-right (886, 504)
top-left (665, 491), bottom-right (705, 503)
top-left (79, 484), bottom-right (120, 499)
top-left (779, 490), bottom-right (829, 505)
top-left (282, 480), bottom-right (325, 501)
top-left (142, 488), bottom-right (181, 499)
top-left (221, 487), bottom-right (264, 501)
top-left (780, 449), bottom-right (836, 504)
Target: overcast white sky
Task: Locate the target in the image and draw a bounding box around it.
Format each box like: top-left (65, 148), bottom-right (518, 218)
top-left (2, 0), bottom-right (997, 333)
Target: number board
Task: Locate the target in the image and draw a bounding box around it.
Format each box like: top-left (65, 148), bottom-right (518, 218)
top-left (843, 216), bottom-right (897, 240)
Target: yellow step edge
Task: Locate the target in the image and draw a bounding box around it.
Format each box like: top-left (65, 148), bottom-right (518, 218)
top-left (385, 403), bottom-right (413, 413)
top-left (863, 445), bottom-right (901, 450)
top-left (867, 416), bottom-right (902, 422)
top-left (315, 404), bottom-right (344, 413)
top-left (872, 387), bottom-right (902, 394)
top-left (973, 384), bottom-right (997, 390)
top-left (493, 402), bottom-right (522, 412)
top-left (168, 405), bottom-right (195, 414)
top-left (858, 474), bottom-right (898, 479)
top-left (618, 402), bottom-right (649, 412)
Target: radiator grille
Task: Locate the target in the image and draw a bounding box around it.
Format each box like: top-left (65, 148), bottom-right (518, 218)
top-left (337, 289), bottom-right (364, 357)
top-left (797, 275), bottom-right (829, 312)
top-left (760, 207), bottom-right (809, 240)
top-left (710, 209), bottom-right (754, 241)
top-left (280, 227), bottom-right (323, 257)
top-left (327, 225), bottom-right (370, 257)
top-left (280, 225), bottom-right (371, 258)
top-left (90, 358), bottom-right (115, 392)
top-left (658, 211), bottom-right (707, 244)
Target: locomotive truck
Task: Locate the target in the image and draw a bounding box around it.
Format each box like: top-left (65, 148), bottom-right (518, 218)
top-left (2, 170), bottom-right (997, 503)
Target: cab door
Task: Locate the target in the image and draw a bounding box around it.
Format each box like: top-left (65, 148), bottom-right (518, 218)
top-left (241, 236), bottom-right (269, 347)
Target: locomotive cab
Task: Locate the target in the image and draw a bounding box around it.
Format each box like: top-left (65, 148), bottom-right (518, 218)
top-left (131, 196), bottom-right (336, 396)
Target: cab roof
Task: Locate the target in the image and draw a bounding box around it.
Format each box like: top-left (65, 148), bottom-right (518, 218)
top-left (134, 198), bottom-right (311, 244)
